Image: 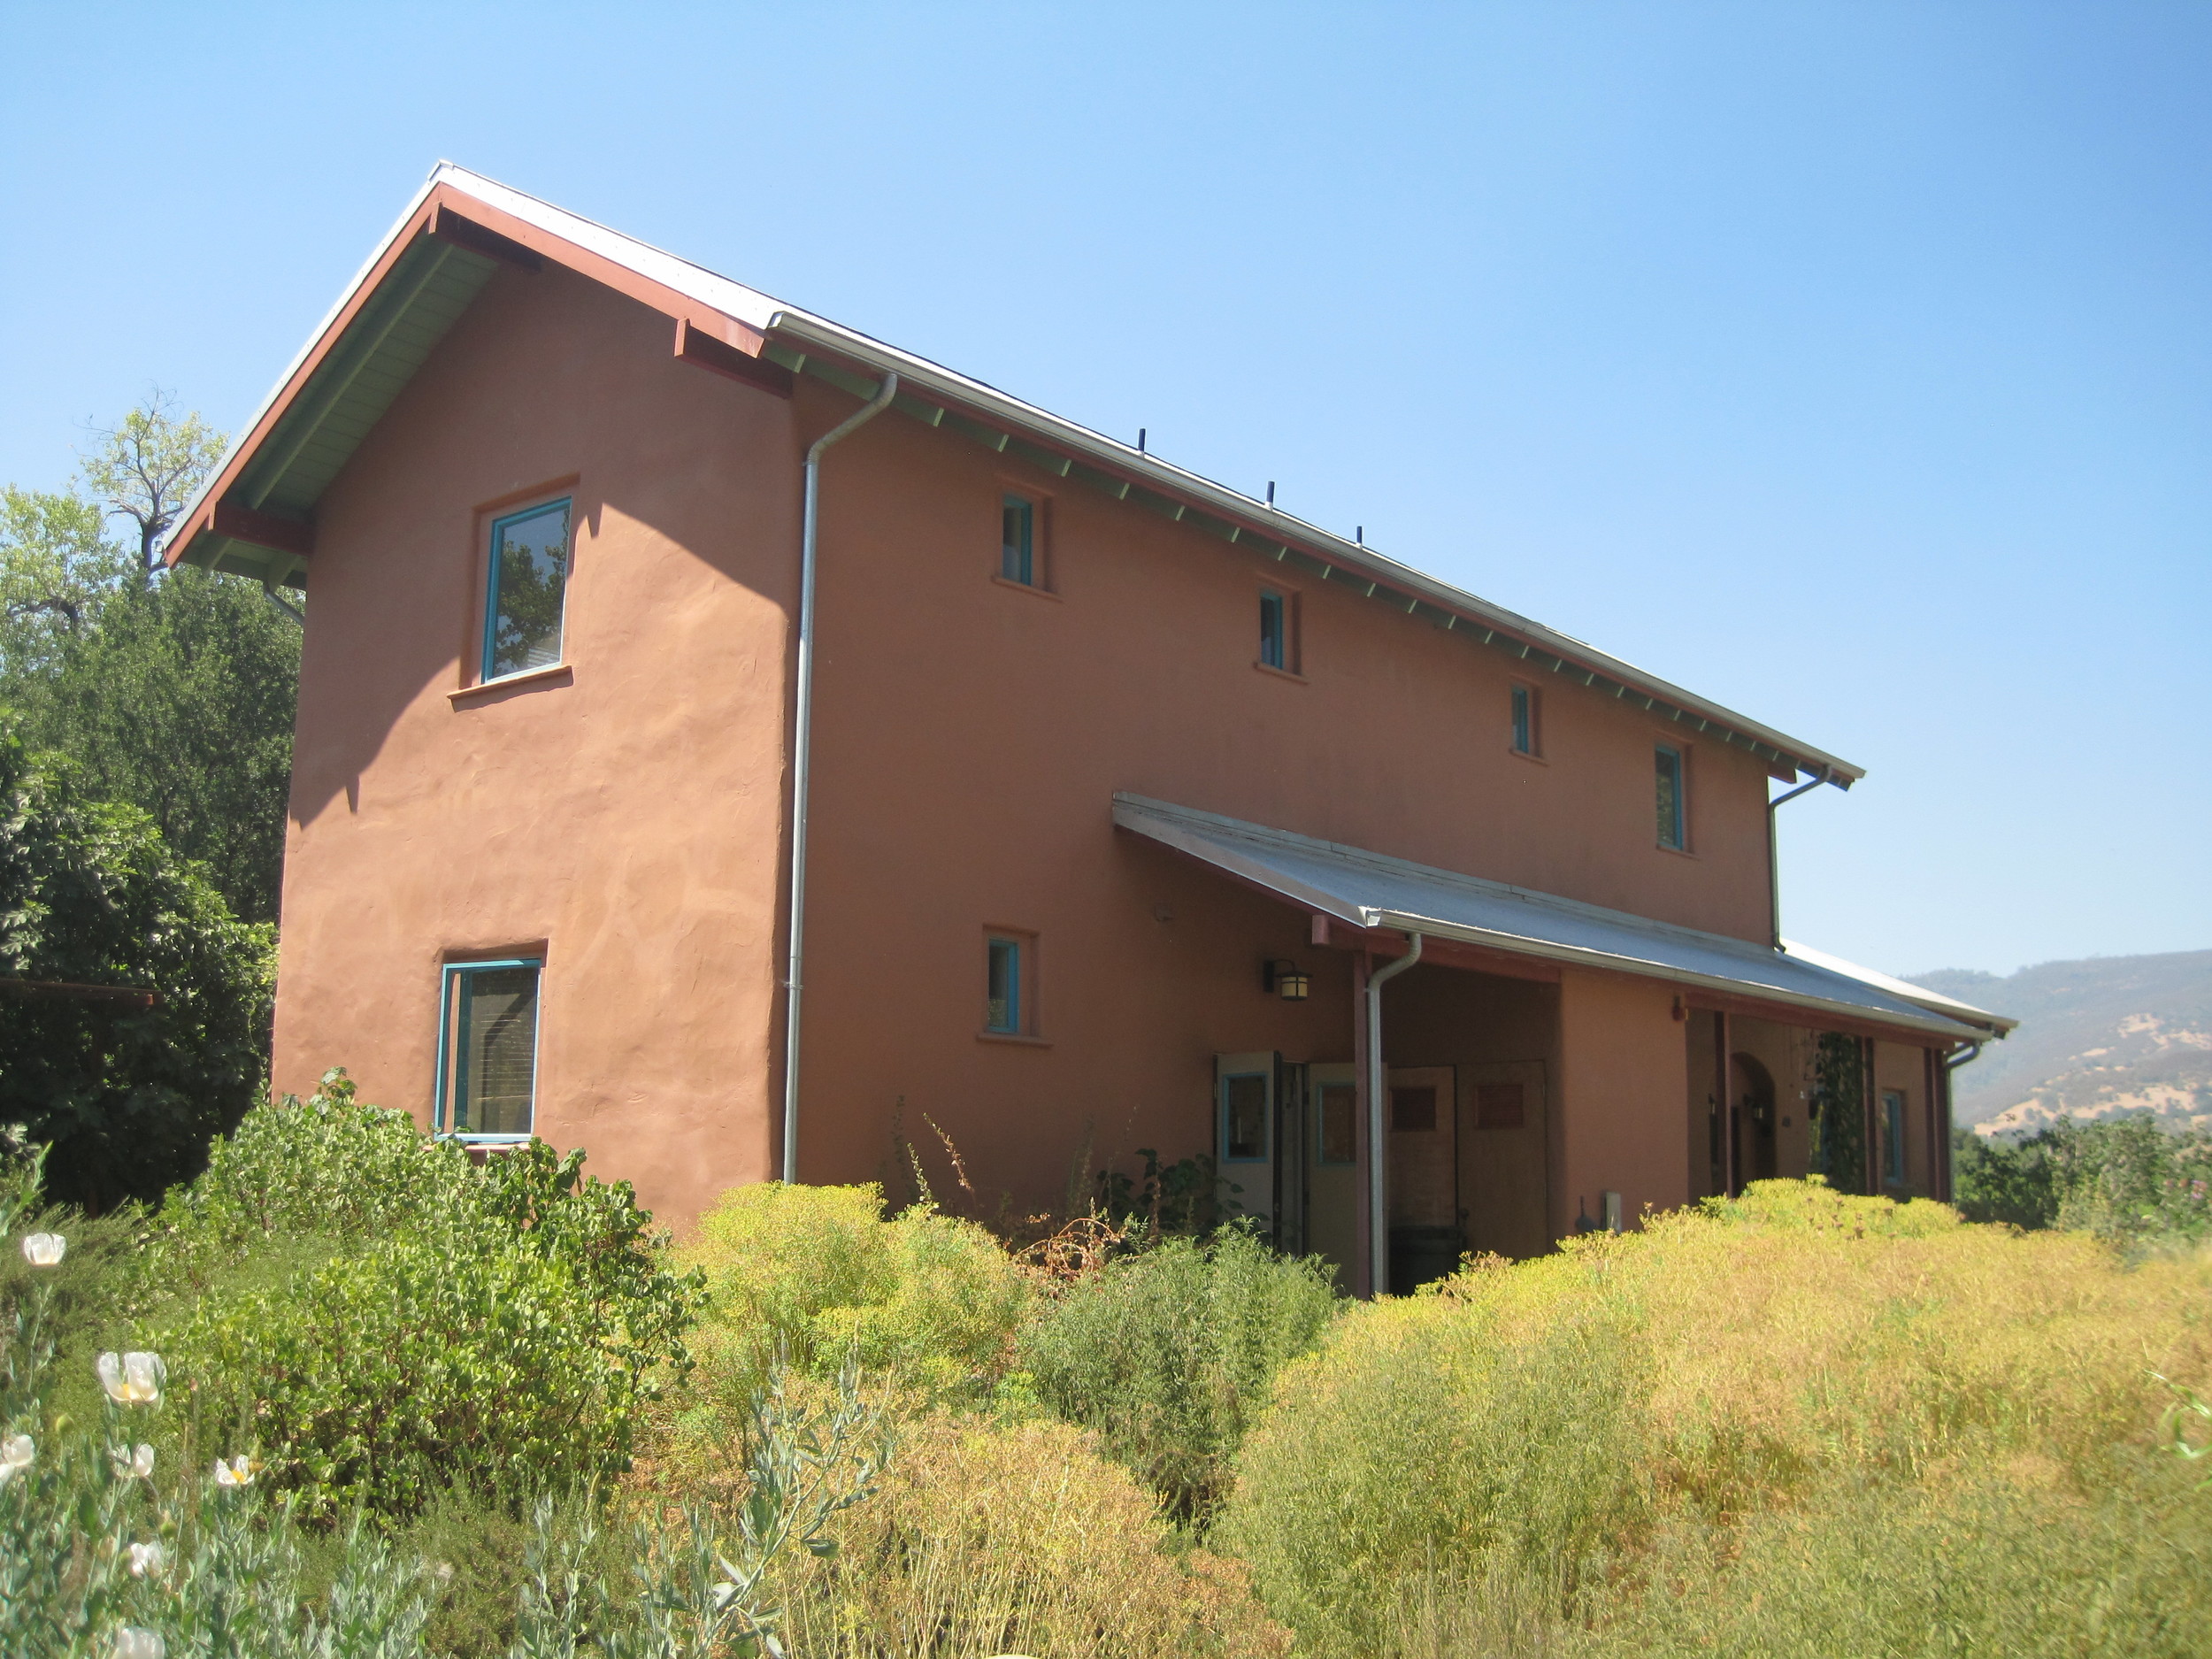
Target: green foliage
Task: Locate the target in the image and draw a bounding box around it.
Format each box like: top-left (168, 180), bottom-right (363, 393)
top-left (1222, 1178), bottom-right (2212, 1657)
top-left (2, 397), bottom-right (296, 924)
top-left (0, 484), bottom-right (129, 676)
top-left (28, 566), bottom-right (299, 923)
top-left (148, 1073), bottom-right (701, 1525)
top-left (0, 726), bottom-right (275, 1210)
top-left (1016, 1224), bottom-right (1340, 1520)
top-left (1094, 1145), bottom-right (1244, 1234)
top-left (1955, 1115), bottom-right (2212, 1245)
top-left (680, 1181), bottom-right (1032, 1403)
top-left (1809, 1029), bottom-right (1865, 1193)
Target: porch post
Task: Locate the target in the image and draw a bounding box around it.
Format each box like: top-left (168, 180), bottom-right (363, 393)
top-left (1716, 1008), bottom-right (1734, 1197)
top-left (1351, 950), bottom-right (1373, 1297)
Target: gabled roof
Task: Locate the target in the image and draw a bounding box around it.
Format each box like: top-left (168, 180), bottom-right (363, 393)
top-left (169, 162), bottom-right (1867, 788)
top-left (1114, 794), bottom-right (2011, 1042)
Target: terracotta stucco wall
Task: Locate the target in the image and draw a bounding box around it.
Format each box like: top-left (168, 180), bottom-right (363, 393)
top-left (788, 379), bottom-right (1778, 1209)
top-left (1554, 970), bottom-right (1690, 1232)
top-left (274, 264), bottom-right (799, 1221)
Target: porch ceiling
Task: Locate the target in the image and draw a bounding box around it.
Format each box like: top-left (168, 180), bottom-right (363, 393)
top-left (1111, 794), bottom-right (2010, 1043)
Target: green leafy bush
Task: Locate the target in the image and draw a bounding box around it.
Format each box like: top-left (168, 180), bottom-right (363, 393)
top-left (0, 724), bottom-right (274, 1210)
top-left (1015, 1224), bottom-right (1340, 1520)
top-left (679, 1181), bottom-right (1032, 1402)
top-left (146, 1072), bottom-right (700, 1524)
top-left (1955, 1116), bottom-right (2212, 1246)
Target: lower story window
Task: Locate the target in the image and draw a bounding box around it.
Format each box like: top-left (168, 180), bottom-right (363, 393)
top-left (1882, 1088), bottom-right (1908, 1186)
top-left (1221, 1071), bottom-right (1270, 1162)
top-left (436, 958), bottom-right (541, 1137)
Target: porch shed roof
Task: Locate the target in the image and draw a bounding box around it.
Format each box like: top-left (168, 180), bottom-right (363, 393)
top-left (1111, 794), bottom-right (2013, 1043)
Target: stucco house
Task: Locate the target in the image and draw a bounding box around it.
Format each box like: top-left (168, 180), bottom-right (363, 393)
top-left (166, 164), bottom-right (2013, 1293)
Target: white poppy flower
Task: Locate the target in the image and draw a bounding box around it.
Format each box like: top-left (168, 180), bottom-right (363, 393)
top-left (127, 1540), bottom-right (165, 1578)
top-left (211, 1454), bottom-right (254, 1488)
top-left (19, 1233), bottom-right (64, 1267)
top-left (0, 1434), bottom-right (33, 1481)
top-left (111, 1442), bottom-right (155, 1479)
top-left (111, 1630), bottom-right (164, 1659)
top-left (96, 1351), bottom-right (165, 1406)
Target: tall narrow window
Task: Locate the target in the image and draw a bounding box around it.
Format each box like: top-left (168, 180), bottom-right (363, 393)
top-left (985, 936), bottom-right (1022, 1033)
top-left (483, 500), bottom-right (572, 682)
top-left (1259, 590), bottom-right (1286, 670)
top-left (1001, 495), bottom-right (1035, 586)
top-left (1510, 685), bottom-right (1539, 756)
top-left (1316, 1082), bottom-right (1357, 1165)
top-left (1221, 1071), bottom-right (1270, 1162)
top-left (435, 958), bottom-right (541, 1138)
top-left (1655, 744), bottom-right (1686, 849)
top-left (1883, 1090), bottom-right (1908, 1186)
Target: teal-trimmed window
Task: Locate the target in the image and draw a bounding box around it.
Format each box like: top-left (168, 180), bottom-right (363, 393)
top-left (1259, 590), bottom-right (1287, 670)
top-left (482, 499), bottom-right (572, 682)
top-left (1655, 744), bottom-right (1686, 850)
top-left (1001, 495), bottom-right (1035, 586)
top-left (985, 936), bottom-right (1022, 1033)
top-left (1220, 1071), bottom-right (1270, 1163)
top-left (434, 958), bottom-right (541, 1139)
top-left (1882, 1089), bottom-right (1908, 1186)
top-left (1511, 684), bottom-right (1539, 756)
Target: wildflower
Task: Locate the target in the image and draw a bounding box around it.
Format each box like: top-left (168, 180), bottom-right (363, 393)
top-left (0, 1434), bottom-right (32, 1482)
top-left (19, 1232), bottom-right (64, 1267)
top-left (127, 1540), bottom-right (165, 1578)
top-left (96, 1351), bottom-right (165, 1406)
top-left (111, 1630), bottom-right (164, 1659)
top-left (111, 1442), bottom-right (155, 1479)
top-left (211, 1454), bottom-right (255, 1489)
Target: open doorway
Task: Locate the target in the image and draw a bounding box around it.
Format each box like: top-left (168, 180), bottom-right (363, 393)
top-left (1730, 1050), bottom-right (1778, 1191)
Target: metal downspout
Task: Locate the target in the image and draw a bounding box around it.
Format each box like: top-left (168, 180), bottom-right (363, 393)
top-left (1365, 931), bottom-right (1425, 1296)
top-left (780, 372), bottom-right (900, 1184)
top-left (1765, 775), bottom-right (1825, 950)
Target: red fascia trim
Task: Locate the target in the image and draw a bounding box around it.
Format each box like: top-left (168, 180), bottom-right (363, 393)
top-left (211, 500), bottom-right (314, 558)
top-left (1680, 987), bottom-right (1948, 1048)
top-left (165, 182), bottom-right (781, 571)
top-left (1310, 917), bottom-right (1563, 984)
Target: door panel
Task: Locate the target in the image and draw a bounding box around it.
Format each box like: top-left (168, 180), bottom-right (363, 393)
top-left (1457, 1060), bottom-right (1550, 1259)
top-left (1215, 1051), bottom-right (1277, 1229)
top-left (1386, 1065), bottom-right (1458, 1228)
top-left (1306, 1061), bottom-right (1359, 1289)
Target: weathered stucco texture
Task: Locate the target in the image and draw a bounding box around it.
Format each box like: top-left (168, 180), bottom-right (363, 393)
top-left (273, 264), bottom-right (798, 1221)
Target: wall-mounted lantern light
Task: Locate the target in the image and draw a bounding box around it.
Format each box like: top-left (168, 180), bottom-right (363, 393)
top-left (1263, 958), bottom-right (1311, 1001)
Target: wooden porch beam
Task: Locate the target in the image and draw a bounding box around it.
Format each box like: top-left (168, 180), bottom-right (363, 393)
top-left (211, 499), bottom-right (314, 559)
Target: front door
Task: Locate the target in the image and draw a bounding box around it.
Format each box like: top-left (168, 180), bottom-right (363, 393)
top-left (1306, 1061), bottom-right (1360, 1287)
top-left (1215, 1051), bottom-right (1277, 1231)
top-left (1387, 1065), bottom-right (1460, 1291)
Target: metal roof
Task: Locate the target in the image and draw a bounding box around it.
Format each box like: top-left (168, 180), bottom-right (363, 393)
top-left (168, 162), bottom-right (1867, 787)
top-left (1113, 793), bottom-right (2009, 1042)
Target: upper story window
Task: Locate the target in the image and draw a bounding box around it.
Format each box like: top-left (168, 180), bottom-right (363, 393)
top-left (435, 957), bottom-right (541, 1139)
top-left (1655, 744), bottom-right (1687, 850)
top-left (1001, 494), bottom-right (1037, 587)
top-left (483, 499), bottom-right (572, 682)
top-left (1511, 685), bottom-right (1540, 756)
top-left (985, 933), bottom-right (1033, 1035)
top-left (1259, 589), bottom-right (1292, 672)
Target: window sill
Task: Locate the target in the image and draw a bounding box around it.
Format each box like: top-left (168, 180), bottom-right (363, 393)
top-left (1253, 659), bottom-right (1307, 684)
top-left (1509, 747), bottom-right (1548, 766)
top-left (450, 663), bottom-right (572, 703)
top-left (434, 1132), bottom-right (534, 1145)
top-left (990, 574), bottom-right (1061, 602)
top-left (977, 1030), bottom-right (1053, 1048)
top-left (1656, 842), bottom-right (1700, 860)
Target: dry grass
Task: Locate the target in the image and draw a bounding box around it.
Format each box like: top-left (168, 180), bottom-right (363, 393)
top-left (772, 1413), bottom-right (1292, 1659)
top-left (1223, 1179), bottom-right (2212, 1656)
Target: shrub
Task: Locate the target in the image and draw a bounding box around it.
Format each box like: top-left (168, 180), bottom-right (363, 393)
top-left (776, 1413), bottom-right (1292, 1658)
top-left (1221, 1179), bottom-right (2212, 1655)
top-left (1015, 1224), bottom-right (1340, 1520)
top-left (145, 1073), bottom-right (700, 1524)
top-left (0, 724), bottom-right (274, 1210)
top-left (680, 1181), bottom-right (1033, 1402)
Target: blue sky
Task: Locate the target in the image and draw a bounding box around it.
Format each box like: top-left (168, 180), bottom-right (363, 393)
top-left (4, 2), bottom-right (2206, 978)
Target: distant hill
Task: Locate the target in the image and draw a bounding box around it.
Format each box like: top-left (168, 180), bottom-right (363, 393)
top-left (1907, 952), bottom-right (2212, 1136)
